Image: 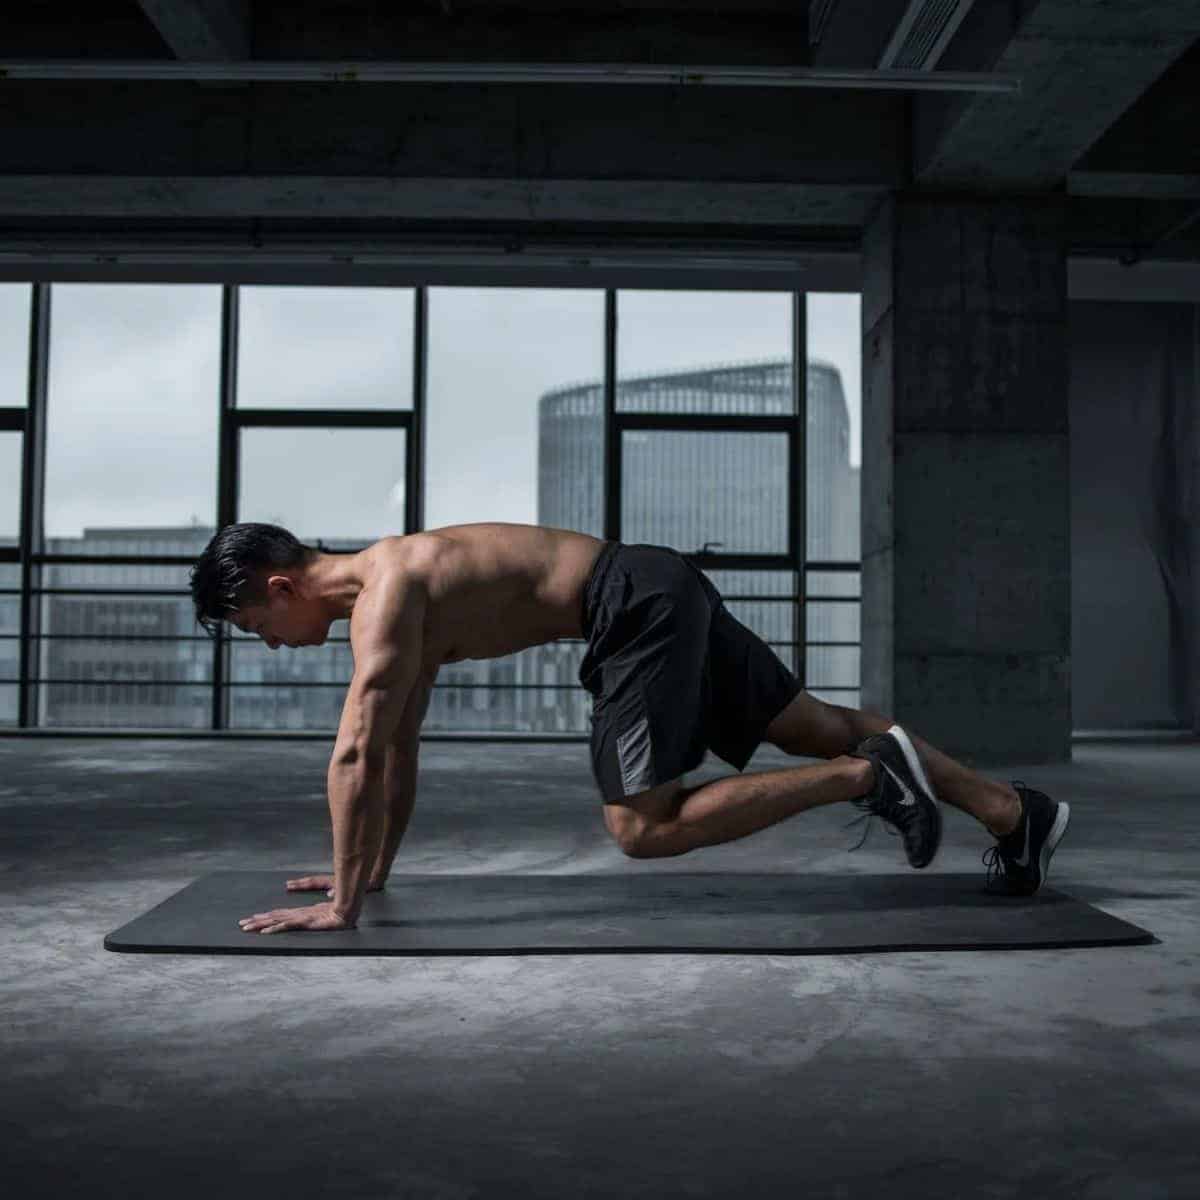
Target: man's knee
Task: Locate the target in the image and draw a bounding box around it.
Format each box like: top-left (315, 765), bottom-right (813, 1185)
top-left (603, 779), bottom-right (685, 857)
top-left (603, 806), bottom-right (651, 857)
top-left (602, 802), bottom-right (656, 857)
top-left (618, 824), bottom-right (655, 859)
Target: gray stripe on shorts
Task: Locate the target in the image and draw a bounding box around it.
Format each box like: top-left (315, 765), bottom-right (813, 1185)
top-left (616, 717), bottom-right (654, 796)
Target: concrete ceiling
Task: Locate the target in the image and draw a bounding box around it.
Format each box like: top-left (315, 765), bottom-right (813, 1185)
top-left (1, 0), bottom-right (1199, 272)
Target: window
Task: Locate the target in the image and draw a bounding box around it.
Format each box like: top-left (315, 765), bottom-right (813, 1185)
top-left (237, 287), bottom-right (415, 410)
top-left (45, 285), bottom-right (220, 557)
top-left (0, 285), bottom-right (31, 409)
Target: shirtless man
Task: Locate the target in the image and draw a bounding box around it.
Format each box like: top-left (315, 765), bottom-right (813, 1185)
top-left (188, 521), bottom-right (1070, 936)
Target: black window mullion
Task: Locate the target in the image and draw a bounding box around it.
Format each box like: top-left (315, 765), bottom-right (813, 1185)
top-left (212, 283), bottom-right (238, 732)
top-left (408, 285), bottom-right (427, 534)
top-left (233, 408), bottom-right (411, 428)
top-left (604, 289), bottom-right (617, 540)
top-left (18, 283), bottom-right (50, 728)
top-left (794, 289), bottom-right (807, 687)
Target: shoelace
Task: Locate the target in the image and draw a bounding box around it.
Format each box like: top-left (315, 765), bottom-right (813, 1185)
top-left (982, 844), bottom-right (1006, 888)
top-left (843, 795), bottom-right (901, 852)
top-left (981, 780), bottom-right (1027, 888)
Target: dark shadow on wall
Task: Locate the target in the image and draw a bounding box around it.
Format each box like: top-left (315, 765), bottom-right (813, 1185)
top-left (1070, 300), bottom-right (1198, 733)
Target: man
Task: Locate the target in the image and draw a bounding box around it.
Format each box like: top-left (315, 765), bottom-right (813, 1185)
top-left (189, 521), bottom-right (1070, 935)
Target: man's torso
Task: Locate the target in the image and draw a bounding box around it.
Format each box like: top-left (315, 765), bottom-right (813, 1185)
top-left (356, 523), bottom-right (606, 677)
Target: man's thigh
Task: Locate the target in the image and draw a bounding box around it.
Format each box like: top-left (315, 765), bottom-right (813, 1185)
top-left (705, 603), bottom-right (803, 769)
top-left (762, 689), bottom-right (854, 760)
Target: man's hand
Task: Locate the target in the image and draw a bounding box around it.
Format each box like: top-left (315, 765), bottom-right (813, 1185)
top-left (239, 901), bottom-right (355, 934)
top-left (286, 873), bottom-right (385, 897)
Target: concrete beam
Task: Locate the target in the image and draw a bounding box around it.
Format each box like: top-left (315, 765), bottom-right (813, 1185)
top-left (0, 175), bottom-right (886, 227)
top-left (0, 235), bottom-right (862, 291)
top-left (1075, 41), bottom-right (1200, 177)
top-left (1069, 173), bottom-right (1200, 199)
top-left (0, 81), bottom-right (904, 186)
top-left (1069, 257), bottom-right (1200, 302)
top-left (914, 0), bottom-right (1200, 188)
top-left (137, 0), bottom-right (250, 61)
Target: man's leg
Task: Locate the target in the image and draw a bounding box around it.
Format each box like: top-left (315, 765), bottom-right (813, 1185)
top-left (762, 692), bottom-right (1022, 838)
top-left (605, 756), bottom-right (874, 859)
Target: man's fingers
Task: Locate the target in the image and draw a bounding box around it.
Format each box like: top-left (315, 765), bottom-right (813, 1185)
top-left (286, 875), bottom-right (333, 891)
top-left (240, 910), bottom-right (278, 931)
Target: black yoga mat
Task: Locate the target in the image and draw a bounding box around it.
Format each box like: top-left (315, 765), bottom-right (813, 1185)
top-left (103, 870), bottom-right (1154, 956)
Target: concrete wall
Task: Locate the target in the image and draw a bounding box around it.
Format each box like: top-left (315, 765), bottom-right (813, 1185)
top-left (862, 195), bottom-right (1071, 765)
top-left (1070, 301), bottom-right (1198, 733)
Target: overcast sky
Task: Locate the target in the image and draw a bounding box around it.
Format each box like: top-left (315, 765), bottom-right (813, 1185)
top-left (0, 283), bottom-right (860, 545)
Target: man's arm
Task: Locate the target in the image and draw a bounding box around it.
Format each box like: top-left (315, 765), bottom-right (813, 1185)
top-left (369, 667), bottom-right (437, 886)
top-left (328, 566), bottom-right (428, 924)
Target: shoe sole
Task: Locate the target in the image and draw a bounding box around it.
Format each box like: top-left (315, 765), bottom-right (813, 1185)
top-left (887, 723), bottom-right (943, 868)
top-left (1039, 799), bottom-right (1071, 887)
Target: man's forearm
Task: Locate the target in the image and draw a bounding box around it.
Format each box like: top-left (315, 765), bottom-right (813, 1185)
top-left (327, 755), bottom-right (388, 924)
top-left (370, 753), bottom-right (418, 885)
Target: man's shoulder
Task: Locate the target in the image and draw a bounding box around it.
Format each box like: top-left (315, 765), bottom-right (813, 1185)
top-left (370, 533), bottom-right (445, 580)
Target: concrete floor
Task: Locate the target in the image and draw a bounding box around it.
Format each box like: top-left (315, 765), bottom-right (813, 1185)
top-left (2, 734), bottom-right (1198, 1199)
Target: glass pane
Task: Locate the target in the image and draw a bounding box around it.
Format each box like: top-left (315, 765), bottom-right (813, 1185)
top-left (37, 684), bottom-right (212, 729)
top-left (45, 285), bottom-right (221, 554)
top-left (426, 287), bottom-right (604, 531)
top-left (0, 284), bottom-right (31, 409)
top-left (422, 287), bottom-right (605, 735)
top-left (237, 287), bottom-right (414, 410)
top-left (807, 293), bottom-right (861, 561)
top-left (0, 562), bottom-right (18, 726)
top-left (806, 588), bottom-right (861, 708)
top-left (0, 432), bottom-right (20, 547)
top-left (425, 644), bottom-right (590, 734)
top-left (227, 678), bottom-right (347, 732)
top-left (239, 427), bottom-right (407, 544)
top-left (227, 632), bottom-right (354, 732)
top-left (617, 291), bottom-right (793, 413)
top-left (428, 683), bottom-right (584, 735)
top-left (621, 430), bottom-right (789, 555)
top-left (29, 563), bottom-right (209, 729)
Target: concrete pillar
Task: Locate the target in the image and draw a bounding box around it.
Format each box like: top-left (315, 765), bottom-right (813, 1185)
top-left (860, 195), bottom-right (1071, 765)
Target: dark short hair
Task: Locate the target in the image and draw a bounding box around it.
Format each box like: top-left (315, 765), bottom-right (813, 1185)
top-left (189, 523), bottom-right (318, 639)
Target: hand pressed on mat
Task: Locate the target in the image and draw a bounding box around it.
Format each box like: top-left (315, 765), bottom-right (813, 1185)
top-left (239, 900), bottom-right (354, 934)
top-left (285, 873), bottom-right (386, 897)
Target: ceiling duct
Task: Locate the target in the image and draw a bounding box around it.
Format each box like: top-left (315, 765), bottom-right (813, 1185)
top-left (879, 0), bottom-right (977, 70)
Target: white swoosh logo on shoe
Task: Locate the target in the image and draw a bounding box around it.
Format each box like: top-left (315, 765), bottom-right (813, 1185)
top-left (882, 763), bottom-right (916, 806)
top-left (1014, 833), bottom-right (1034, 868)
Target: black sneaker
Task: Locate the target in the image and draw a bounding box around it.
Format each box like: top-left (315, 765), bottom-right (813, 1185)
top-left (983, 781), bottom-right (1070, 897)
top-left (845, 724), bottom-right (943, 869)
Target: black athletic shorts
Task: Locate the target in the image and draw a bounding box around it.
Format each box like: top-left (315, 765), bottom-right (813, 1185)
top-left (577, 540), bottom-right (804, 803)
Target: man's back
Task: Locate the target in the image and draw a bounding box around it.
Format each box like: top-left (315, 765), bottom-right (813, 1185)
top-left (382, 523), bottom-right (606, 671)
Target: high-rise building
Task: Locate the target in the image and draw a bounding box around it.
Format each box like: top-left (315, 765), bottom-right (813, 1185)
top-left (527, 358), bottom-right (861, 733)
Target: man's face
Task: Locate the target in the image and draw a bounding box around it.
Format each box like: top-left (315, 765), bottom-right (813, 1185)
top-left (231, 576), bottom-right (328, 650)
